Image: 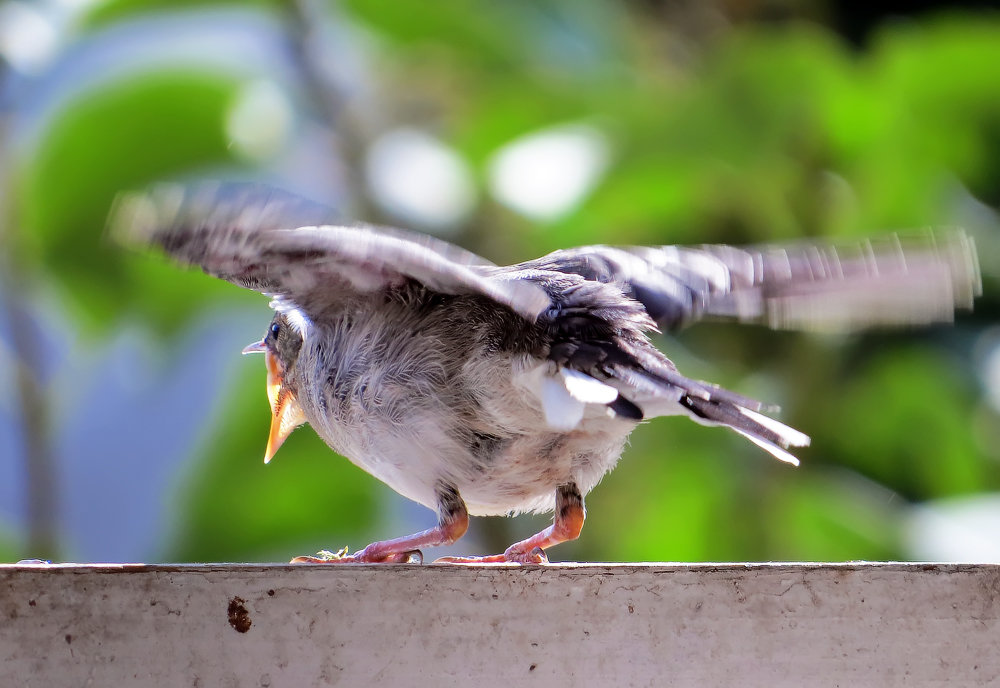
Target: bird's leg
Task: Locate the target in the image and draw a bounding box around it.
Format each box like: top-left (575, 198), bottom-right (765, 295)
top-left (292, 484), bottom-right (469, 564)
top-left (435, 483), bottom-right (585, 564)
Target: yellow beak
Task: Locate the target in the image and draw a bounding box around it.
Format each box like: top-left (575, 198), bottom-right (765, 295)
top-left (262, 349), bottom-right (305, 464)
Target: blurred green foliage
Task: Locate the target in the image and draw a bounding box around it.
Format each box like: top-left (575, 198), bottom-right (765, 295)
top-left (166, 363), bottom-right (385, 562)
top-left (1, 0), bottom-right (997, 563)
top-left (19, 73), bottom-right (244, 334)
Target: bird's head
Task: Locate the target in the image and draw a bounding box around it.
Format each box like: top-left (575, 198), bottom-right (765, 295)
top-left (242, 312), bottom-right (306, 463)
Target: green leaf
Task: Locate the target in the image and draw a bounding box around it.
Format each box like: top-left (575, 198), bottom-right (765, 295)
top-left (16, 71), bottom-right (247, 336)
top-left (80, 0), bottom-right (280, 32)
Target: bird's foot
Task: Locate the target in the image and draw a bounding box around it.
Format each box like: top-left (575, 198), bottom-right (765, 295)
top-left (433, 546), bottom-right (548, 565)
top-left (291, 545), bottom-right (423, 564)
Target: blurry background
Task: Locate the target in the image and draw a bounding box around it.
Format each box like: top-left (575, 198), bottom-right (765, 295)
top-left (1, 0), bottom-right (999, 564)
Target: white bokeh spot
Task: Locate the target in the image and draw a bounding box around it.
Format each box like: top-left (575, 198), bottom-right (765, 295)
top-left (488, 123), bottom-right (610, 222)
top-left (226, 79), bottom-right (294, 162)
top-left (365, 128), bottom-right (476, 232)
top-left (905, 494), bottom-right (1000, 562)
top-left (0, 2), bottom-right (59, 74)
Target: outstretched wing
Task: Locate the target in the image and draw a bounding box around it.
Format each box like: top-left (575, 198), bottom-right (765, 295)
top-left (510, 232), bottom-right (979, 465)
top-left (112, 184), bottom-right (979, 467)
top-left (110, 183), bottom-right (550, 322)
top-left (522, 233), bottom-right (981, 332)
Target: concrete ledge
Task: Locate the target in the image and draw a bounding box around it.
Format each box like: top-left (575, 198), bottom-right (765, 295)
top-left (2, 563), bottom-right (999, 686)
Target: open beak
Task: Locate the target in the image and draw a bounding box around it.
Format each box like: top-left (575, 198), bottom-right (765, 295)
top-left (257, 347), bottom-right (305, 464)
top-left (242, 339), bottom-right (266, 355)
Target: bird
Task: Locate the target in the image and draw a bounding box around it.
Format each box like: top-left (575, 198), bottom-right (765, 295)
top-left (111, 183), bottom-right (981, 564)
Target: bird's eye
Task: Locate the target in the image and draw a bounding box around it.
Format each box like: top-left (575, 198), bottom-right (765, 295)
top-left (270, 323), bottom-right (280, 338)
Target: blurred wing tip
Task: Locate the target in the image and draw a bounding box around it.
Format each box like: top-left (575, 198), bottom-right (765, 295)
top-left (756, 228), bottom-right (983, 332)
top-left (106, 190), bottom-right (155, 247)
top-left (107, 183), bottom-right (191, 248)
top-left (953, 231), bottom-right (983, 304)
top-left (904, 227), bottom-right (982, 307)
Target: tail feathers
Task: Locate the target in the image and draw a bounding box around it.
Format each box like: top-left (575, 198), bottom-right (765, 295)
top-left (730, 428), bottom-right (802, 467)
top-left (587, 338), bottom-right (807, 464)
top-left (612, 342), bottom-right (775, 413)
top-left (681, 395), bottom-right (809, 466)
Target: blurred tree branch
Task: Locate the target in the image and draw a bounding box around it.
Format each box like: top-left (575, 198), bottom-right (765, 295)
top-left (283, 0), bottom-right (381, 222)
top-left (0, 61), bottom-right (58, 560)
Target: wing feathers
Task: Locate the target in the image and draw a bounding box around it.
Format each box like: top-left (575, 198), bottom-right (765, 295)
top-left (111, 183), bottom-right (551, 322)
top-left (525, 232), bottom-right (981, 333)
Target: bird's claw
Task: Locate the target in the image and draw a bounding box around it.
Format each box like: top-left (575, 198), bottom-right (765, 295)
top-left (397, 549), bottom-right (423, 564)
top-left (518, 546), bottom-right (549, 564)
top-left (433, 546), bottom-right (549, 565)
top-left (290, 547), bottom-right (347, 563)
top-left (290, 546), bottom-right (423, 564)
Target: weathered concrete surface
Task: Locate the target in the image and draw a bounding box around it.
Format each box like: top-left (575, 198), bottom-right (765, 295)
top-left (1, 563), bottom-right (998, 686)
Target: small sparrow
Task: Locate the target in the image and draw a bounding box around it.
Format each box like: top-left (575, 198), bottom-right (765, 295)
top-left (112, 184), bottom-right (980, 564)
